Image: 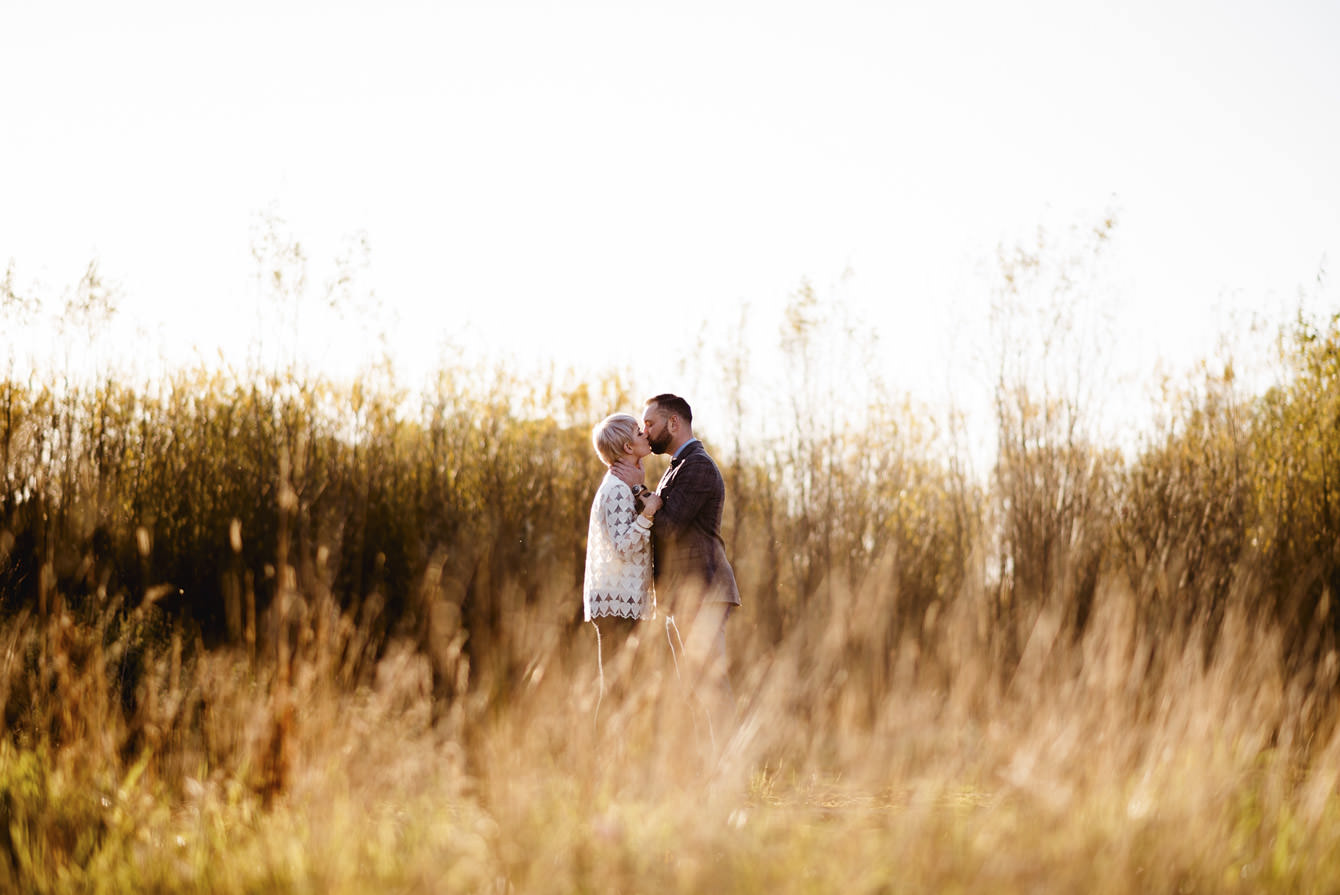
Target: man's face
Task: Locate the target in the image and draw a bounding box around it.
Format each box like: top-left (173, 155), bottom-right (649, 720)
top-left (644, 404), bottom-right (673, 454)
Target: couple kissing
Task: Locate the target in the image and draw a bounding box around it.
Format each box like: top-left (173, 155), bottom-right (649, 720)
top-left (581, 393), bottom-right (740, 718)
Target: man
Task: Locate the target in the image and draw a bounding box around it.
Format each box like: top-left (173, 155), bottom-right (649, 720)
top-left (611, 393), bottom-right (739, 708)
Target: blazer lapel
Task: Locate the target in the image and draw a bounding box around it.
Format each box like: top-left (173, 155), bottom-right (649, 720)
top-left (657, 441), bottom-right (698, 493)
top-left (656, 459), bottom-right (678, 494)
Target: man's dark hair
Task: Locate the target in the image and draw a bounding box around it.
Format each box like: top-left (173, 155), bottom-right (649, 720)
top-left (646, 393), bottom-right (692, 424)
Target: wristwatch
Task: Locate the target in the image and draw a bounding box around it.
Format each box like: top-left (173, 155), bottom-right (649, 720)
top-left (630, 484), bottom-right (647, 497)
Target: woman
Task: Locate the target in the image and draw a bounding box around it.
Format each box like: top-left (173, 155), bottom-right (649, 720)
top-left (583, 413), bottom-right (661, 703)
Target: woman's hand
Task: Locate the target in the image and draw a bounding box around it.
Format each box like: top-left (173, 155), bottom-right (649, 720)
top-left (640, 492), bottom-right (662, 518)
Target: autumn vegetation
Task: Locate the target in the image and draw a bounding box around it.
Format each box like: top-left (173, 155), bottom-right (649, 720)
top-left (2, 227), bottom-right (1339, 892)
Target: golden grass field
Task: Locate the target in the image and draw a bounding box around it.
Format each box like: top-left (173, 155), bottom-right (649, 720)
top-left (4, 548), bottom-right (1339, 893)
top-left (2, 253), bottom-right (1339, 891)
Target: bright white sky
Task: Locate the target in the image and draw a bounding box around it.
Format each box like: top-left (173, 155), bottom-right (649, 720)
top-left (3, 0), bottom-right (1338, 439)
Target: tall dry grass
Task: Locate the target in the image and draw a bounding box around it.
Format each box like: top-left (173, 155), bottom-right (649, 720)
top-left (2, 241), bottom-right (1339, 889)
top-left (3, 524), bottom-right (1338, 892)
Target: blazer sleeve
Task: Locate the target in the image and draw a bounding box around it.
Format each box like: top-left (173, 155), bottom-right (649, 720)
top-left (654, 456), bottom-right (716, 539)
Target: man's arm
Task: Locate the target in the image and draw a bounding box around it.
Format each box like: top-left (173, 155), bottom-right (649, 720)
top-left (654, 457), bottom-right (717, 538)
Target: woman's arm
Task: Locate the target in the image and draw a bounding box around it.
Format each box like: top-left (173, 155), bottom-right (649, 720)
top-left (600, 483), bottom-right (655, 560)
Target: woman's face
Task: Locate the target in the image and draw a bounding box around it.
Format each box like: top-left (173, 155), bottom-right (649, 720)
top-left (627, 427), bottom-right (652, 460)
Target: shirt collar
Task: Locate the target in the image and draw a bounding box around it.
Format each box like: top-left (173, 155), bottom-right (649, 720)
top-left (671, 437), bottom-right (699, 461)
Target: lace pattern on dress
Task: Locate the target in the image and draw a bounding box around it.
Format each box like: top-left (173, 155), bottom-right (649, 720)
top-left (583, 472), bottom-right (655, 620)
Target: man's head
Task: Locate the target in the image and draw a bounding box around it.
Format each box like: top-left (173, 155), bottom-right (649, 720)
top-left (643, 393), bottom-right (693, 455)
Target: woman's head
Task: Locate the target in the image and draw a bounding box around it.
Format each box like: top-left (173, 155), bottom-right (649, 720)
top-left (592, 413), bottom-right (650, 466)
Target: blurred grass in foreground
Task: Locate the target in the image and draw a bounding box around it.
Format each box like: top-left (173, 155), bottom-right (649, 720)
top-left (2, 548), bottom-right (1339, 893)
top-left (2, 225), bottom-right (1340, 890)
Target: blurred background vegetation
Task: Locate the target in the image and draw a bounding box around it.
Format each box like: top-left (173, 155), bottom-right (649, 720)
top-left (2, 219), bottom-right (1339, 892)
top-left (3, 220), bottom-right (1335, 688)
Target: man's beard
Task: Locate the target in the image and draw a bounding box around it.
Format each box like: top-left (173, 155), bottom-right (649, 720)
top-left (648, 432), bottom-right (672, 454)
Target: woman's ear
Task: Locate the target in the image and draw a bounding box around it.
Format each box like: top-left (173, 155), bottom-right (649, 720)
top-left (622, 440), bottom-right (635, 456)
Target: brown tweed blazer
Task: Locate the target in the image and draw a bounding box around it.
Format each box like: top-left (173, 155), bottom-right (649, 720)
top-left (651, 439), bottom-right (740, 612)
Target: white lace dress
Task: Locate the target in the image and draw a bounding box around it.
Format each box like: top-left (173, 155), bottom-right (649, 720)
top-left (583, 472), bottom-right (655, 621)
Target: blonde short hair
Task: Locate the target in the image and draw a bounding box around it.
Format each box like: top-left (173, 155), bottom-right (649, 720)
top-left (592, 413), bottom-right (639, 466)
